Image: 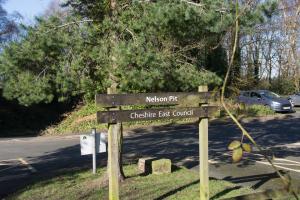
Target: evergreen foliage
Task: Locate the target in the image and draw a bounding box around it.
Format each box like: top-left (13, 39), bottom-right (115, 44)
top-left (0, 0), bottom-right (274, 106)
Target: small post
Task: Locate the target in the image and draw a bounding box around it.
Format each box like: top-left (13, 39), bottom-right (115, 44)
top-left (107, 87), bottom-right (120, 200)
top-left (199, 85), bottom-right (209, 200)
top-left (92, 128), bottom-right (97, 174)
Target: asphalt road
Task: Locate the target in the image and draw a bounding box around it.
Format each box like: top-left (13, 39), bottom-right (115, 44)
top-left (1, 111), bottom-right (300, 198)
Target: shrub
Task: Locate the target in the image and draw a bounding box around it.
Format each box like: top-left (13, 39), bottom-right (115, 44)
top-left (219, 101), bottom-right (275, 118)
top-left (237, 104), bottom-right (275, 117)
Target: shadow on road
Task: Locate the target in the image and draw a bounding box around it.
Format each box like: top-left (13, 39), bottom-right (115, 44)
top-left (2, 114), bottom-right (300, 197)
top-left (124, 115), bottom-right (300, 167)
top-left (0, 145), bottom-right (107, 198)
top-left (222, 171), bottom-right (282, 189)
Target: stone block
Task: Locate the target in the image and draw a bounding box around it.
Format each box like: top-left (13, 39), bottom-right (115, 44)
top-left (151, 159), bottom-right (172, 175)
top-left (138, 157), bottom-right (156, 175)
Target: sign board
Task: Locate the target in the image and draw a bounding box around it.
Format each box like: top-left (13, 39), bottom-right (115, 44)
top-left (80, 133), bottom-right (107, 155)
top-left (96, 92), bottom-right (218, 107)
top-left (96, 86), bottom-right (214, 199)
top-left (97, 106), bottom-right (217, 123)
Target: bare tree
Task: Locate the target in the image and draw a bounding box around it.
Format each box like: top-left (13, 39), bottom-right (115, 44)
top-left (0, 0), bottom-right (19, 45)
top-left (281, 0), bottom-right (300, 91)
top-left (44, 0), bottom-right (68, 18)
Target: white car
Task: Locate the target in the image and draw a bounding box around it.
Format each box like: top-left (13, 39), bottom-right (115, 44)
top-left (289, 93), bottom-right (300, 106)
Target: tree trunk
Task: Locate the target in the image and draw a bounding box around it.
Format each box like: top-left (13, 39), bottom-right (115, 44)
top-left (228, 27), bottom-right (241, 94)
top-left (253, 43), bottom-right (260, 85)
top-left (281, 0), bottom-right (300, 92)
top-left (108, 0), bottom-right (125, 181)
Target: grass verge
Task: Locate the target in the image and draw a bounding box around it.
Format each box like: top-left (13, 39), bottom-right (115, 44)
top-left (220, 103), bottom-right (276, 118)
top-left (42, 103), bottom-right (104, 135)
top-left (43, 101), bottom-right (277, 136)
top-left (8, 164), bottom-right (253, 200)
top-left (42, 103), bottom-right (201, 136)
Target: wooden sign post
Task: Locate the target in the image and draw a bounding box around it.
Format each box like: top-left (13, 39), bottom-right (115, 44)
top-left (96, 86), bottom-right (216, 200)
top-left (107, 87), bottom-right (120, 200)
top-left (199, 86), bottom-right (209, 200)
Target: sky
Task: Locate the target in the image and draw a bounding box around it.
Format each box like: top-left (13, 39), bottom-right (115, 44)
top-left (3, 0), bottom-right (58, 24)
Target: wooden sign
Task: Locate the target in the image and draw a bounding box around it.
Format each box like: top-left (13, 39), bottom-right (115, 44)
top-left (97, 106), bottom-right (217, 123)
top-left (97, 86), bottom-right (214, 200)
top-left (96, 92), bottom-right (217, 107)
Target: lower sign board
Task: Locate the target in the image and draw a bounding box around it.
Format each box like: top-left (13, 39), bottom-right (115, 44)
top-left (80, 133), bottom-right (107, 155)
top-left (97, 106), bottom-right (217, 123)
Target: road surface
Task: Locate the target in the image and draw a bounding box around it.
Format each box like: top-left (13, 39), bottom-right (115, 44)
top-left (1, 113), bottom-right (300, 197)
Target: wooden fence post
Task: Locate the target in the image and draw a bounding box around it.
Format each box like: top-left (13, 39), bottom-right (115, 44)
top-left (199, 85), bottom-right (209, 200)
top-left (107, 87), bottom-right (120, 200)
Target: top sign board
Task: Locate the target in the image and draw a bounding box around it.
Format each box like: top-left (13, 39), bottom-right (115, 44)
top-left (96, 92), bottom-right (217, 107)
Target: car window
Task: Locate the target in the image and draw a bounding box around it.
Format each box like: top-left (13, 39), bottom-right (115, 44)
top-left (261, 91), bottom-right (280, 99)
top-left (242, 92), bottom-right (250, 97)
top-left (250, 92), bottom-right (261, 98)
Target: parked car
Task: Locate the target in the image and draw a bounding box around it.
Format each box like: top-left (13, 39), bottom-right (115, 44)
top-left (289, 93), bottom-right (300, 106)
top-left (237, 90), bottom-right (293, 112)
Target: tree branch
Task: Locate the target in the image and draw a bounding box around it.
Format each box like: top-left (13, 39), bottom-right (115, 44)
top-left (46, 19), bottom-right (96, 33)
top-left (180, 0), bottom-right (204, 7)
